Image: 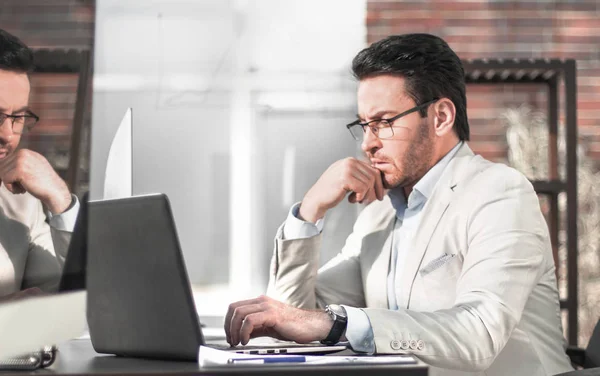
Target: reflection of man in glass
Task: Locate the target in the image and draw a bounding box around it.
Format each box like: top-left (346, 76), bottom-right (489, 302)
top-left (0, 29), bottom-right (79, 299)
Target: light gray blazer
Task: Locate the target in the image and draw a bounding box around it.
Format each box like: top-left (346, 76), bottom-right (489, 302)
top-left (0, 185), bottom-right (71, 295)
top-left (267, 143), bottom-right (573, 376)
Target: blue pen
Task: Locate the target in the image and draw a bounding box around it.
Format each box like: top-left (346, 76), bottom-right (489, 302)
top-left (229, 356), bottom-right (306, 364)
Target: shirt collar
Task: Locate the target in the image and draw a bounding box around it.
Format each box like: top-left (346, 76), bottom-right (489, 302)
top-left (413, 141), bottom-right (463, 201)
top-left (388, 141), bottom-right (463, 217)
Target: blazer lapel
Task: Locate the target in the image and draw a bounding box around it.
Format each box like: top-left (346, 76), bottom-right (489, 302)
top-left (397, 144), bottom-right (475, 308)
top-left (364, 212), bottom-right (396, 309)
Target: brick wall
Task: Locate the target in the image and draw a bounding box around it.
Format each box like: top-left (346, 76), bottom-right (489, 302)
top-left (0, 0), bottom-right (94, 192)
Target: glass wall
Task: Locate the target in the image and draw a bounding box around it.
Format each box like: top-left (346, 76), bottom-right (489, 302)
top-left (91, 0), bottom-right (367, 314)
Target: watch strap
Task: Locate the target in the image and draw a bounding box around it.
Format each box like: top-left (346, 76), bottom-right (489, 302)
top-left (320, 305), bottom-right (347, 345)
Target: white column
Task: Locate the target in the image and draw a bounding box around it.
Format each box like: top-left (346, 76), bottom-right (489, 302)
top-left (228, 0), bottom-right (254, 299)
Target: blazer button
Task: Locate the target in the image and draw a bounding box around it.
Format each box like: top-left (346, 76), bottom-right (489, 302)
top-left (400, 339), bottom-right (410, 350)
top-left (409, 340), bottom-right (418, 350)
top-left (390, 340), bottom-right (401, 350)
top-left (417, 340), bottom-right (425, 350)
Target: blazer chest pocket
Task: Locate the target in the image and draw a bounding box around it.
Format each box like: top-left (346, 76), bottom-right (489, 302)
top-left (418, 253), bottom-right (461, 308)
top-left (419, 253), bottom-right (458, 277)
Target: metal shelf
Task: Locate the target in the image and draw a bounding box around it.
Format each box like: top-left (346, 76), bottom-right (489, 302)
top-left (463, 58), bottom-right (578, 345)
top-left (531, 180), bottom-right (568, 195)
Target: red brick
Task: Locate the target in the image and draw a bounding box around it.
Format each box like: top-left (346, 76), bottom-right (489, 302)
top-left (487, 1), bottom-right (557, 11)
top-left (428, 0), bottom-right (490, 12)
top-left (578, 101), bottom-right (600, 111)
top-left (554, 34), bottom-right (600, 44)
top-left (368, 2), bottom-right (433, 12)
top-left (30, 74), bottom-right (79, 87)
top-left (554, 2), bottom-right (599, 12)
top-left (579, 119), bottom-right (600, 127)
top-left (388, 17), bottom-right (445, 29)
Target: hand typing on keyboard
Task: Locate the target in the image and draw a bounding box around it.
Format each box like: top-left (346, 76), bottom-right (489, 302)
top-left (224, 295), bottom-right (332, 346)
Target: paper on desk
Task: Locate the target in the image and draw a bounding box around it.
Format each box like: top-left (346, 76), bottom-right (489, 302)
top-left (305, 354), bottom-right (416, 365)
top-left (198, 346), bottom-right (302, 367)
top-left (198, 346), bottom-right (416, 367)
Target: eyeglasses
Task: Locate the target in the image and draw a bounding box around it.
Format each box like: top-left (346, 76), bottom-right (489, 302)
top-left (346, 98), bottom-right (438, 141)
top-left (0, 111), bottom-right (40, 135)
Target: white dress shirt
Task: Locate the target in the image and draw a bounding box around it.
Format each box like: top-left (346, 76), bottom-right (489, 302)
top-left (281, 142), bottom-right (462, 352)
top-left (0, 189), bottom-right (80, 295)
top-left (46, 194), bottom-right (80, 232)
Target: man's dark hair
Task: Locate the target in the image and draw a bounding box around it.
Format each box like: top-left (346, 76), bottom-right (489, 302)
top-left (352, 33), bottom-right (469, 141)
top-left (0, 28), bottom-right (34, 73)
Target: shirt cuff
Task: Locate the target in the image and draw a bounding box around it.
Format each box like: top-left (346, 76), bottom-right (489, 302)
top-left (46, 194), bottom-right (80, 232)
top-left (281, 202), bottom-right (324, 240)
top-left (342, 305), bottom-right (375, 354)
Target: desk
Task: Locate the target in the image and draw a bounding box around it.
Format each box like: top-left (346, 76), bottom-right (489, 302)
top-left (23, 339), bottom-right (428, 375)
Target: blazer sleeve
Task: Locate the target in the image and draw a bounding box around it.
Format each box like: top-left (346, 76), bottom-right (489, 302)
top-left (363, 167), bottom-right (547, 372)
top-left (266, 222), bottom-right (367, 310)
top-left (21, 201), bottom-right (72, 292)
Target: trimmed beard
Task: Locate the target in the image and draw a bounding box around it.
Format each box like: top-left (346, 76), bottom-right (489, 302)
top-left (382, 119), bottom-right (434, 190)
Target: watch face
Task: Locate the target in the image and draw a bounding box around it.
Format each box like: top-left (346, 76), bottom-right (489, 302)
top-left (328, 304), bottom-right (347, 320)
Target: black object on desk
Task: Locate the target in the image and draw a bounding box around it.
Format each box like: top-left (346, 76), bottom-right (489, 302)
top-left (0, 345), bottom-right (57, 371)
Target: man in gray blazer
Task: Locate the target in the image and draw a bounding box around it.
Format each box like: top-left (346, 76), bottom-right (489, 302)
top-left (0, 29), bottom-right (79, 299)
top-left (225, 34), bottom-right (573, 375)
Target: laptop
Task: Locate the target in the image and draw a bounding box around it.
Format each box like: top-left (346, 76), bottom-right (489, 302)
top-left (86, 194), bottom-right (347, 361)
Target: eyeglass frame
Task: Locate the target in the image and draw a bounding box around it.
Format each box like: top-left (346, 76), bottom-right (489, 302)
top-left (346, 98), bottom-right (439, 141)
top-left (0, 111), bottom-right (40, 135)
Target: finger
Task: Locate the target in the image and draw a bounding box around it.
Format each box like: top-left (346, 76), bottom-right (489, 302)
top-left (0, 165), bottom-right (19, 183)
top-left (225, 302), bottom-right (245, 344)
top-left (224, 297), bottom-right (263, 344)
top-left (4, 183), bottom-right (15, 194)
top-left (354, 161), bottom-right (383, 198)
top-left (347, 181), bottom-right (371, 203)
top-left (358, 187), bottom-right (372, 204)
top-left (5, 182), bottom-right (25, 194)
top-left (354, 162), bottom-right (383, 200)
top-left (373, 168), bottom-right (384, 200)
top-left (352, 162), bottom-right (374, 184)
top-left (349, 172), bottom-right (370, 199)
top-left (356, 162), bottom-right (384, 201)
top-left (230, 303), bottom-right (265, 346)
top-left (1, 169), bottom-right (22, 194)
top-left (360, 187), bottom-right (377, 205)
top-left (239, 312), bottom-right (273, 345)
top-left (346, 179), bottom-right (370, 202)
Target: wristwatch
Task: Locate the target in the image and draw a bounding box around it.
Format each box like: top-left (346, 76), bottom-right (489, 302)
top-left (320, 304), bottom-right (348, 345)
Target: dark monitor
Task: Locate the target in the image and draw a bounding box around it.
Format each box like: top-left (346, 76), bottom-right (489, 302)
top-left (58, 192), bottom-right (89, 292)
